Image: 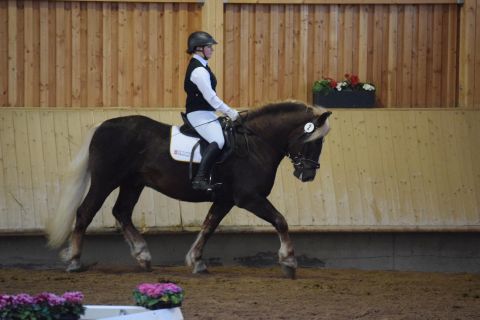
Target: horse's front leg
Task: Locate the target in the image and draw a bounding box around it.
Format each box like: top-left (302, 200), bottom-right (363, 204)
top-left (237, 195), bottom-right (297, 279)
top-left (186, 201), bottom-right (233, 274)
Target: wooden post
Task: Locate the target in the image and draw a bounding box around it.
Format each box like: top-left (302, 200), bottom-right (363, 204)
top-left (458, 0), bottom-right (478, 108)
top-left (202, 0), bottom-right (225, 98)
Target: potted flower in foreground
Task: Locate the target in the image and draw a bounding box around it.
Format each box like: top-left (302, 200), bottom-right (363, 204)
top-left (0, 291), bottom-right (84, 320)
top-left (133, 282), bottom-right (184, 310)
top-left (313, 73), bottom-right (376, 108)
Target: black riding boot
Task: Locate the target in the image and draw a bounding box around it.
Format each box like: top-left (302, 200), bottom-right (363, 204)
top-left (192, 142), bottom-right (221, 191)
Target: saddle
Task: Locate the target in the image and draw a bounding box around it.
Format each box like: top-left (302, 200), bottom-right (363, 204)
top-left (171, 113), bottom-right (236, 188)
top-left (178, 112), bottom-right (235, 163)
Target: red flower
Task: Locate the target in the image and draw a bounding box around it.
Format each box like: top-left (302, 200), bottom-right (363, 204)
top-left (350, 75), bottom-right (359, 86)
top-left (324, 77), bottom-right (337, 88)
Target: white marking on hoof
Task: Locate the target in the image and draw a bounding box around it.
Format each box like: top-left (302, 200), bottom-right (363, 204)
top-left (136, 251), bottom-right (151, 270)
top-left (279, 255), bottom-right (298, 269)
top-left (66, 259), bottom-right (84, 273)
top-left (193, 260), bottom-right (208, 274)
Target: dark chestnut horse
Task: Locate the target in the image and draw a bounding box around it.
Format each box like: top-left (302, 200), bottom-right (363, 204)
top-left (46, 100), bottom-right (331, 278)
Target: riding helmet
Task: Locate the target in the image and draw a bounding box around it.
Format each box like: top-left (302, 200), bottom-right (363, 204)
top-left (187, 31), bottom-right (218, 54)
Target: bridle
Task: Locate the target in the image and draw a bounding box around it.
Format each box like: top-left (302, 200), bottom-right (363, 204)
top-left (288, 147), bottom-right (321, 172)
top-left (286, 125), bottom-right (324, 177)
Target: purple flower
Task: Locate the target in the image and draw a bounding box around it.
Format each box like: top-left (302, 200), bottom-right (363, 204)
top-left (34, 292), bottom-right (66, 306)
top-left (136, 283), bottom-right (183, 297)
top-left (62, 291), bottom-right (84, 304)
top-left (11, 293), bottom-right (35, 305)
top-left (0, 294), bottom-right (12, 309)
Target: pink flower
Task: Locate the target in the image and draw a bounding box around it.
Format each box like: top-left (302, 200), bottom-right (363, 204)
top-left (136, 283), bottom-right (182, 297)
top-left (12, 293), bottom-right (35, 306)
top-left (62, 291), bottom-right (84, 304)
top-left (35, 292), bottom-right (66, 306)
top-left (0, 294), bottom-right (12, 308)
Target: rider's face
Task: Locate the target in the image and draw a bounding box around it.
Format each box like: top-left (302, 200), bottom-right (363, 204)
top-left (202, 45), bottom-right (214, 60)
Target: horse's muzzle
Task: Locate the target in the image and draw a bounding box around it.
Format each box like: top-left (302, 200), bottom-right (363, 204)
top-left (293, 169), bottom-right (317, 182)
top-left (292, 158), bottom-right (320, 182)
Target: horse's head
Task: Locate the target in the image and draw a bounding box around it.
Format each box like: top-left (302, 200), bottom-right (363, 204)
top-left (241, 101), bottom-right (332, 182)
top-left (286, 106), bottom-right (332, 182)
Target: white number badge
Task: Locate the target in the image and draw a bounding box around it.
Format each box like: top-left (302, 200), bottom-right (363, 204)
top-left (304, 122), bottom-right (315, 133)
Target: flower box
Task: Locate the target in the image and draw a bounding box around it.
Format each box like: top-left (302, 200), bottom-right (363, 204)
top-left (313, 90), bottom-right (375, 108)
top-left (312, 73), bottom-right (376, 108)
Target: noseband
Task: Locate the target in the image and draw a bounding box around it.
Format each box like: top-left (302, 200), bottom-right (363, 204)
top-left (288, 149), bottom-right (321, 172)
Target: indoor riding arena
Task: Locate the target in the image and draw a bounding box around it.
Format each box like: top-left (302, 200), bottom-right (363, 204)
top-left (0, 1), bottom-right (479, 319)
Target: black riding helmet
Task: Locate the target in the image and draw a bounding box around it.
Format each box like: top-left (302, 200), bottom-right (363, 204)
top-left (187, 31), bottom-right (218, 54)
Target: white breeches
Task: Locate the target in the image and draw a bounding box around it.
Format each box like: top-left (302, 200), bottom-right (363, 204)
top-left (186, 110), bottom-right (225, 149)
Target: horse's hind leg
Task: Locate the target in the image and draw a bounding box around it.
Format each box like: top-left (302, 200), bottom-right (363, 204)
top-left (112, 183), bottom-right (151, 270)
top-left (186, 201), bottom-right (233, 274)
top-left (64, 182), bottom-right (113, 272)
top-left (237, 195), bottom-right (297, 279)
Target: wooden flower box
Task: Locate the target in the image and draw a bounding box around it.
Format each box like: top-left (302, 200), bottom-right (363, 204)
top-left (313, 90), bottom-right (375, 108)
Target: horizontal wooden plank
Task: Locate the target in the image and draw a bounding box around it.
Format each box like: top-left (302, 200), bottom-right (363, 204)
top-left (226, 0), bottom-right (461, 4)
top-left (57, 0), bottom-right (200, 3)
top-left (61, 0), bottom-right (463, 4)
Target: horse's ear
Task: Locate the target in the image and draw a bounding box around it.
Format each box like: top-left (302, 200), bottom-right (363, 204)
top-left (318, 111), bottom-right (332, 125)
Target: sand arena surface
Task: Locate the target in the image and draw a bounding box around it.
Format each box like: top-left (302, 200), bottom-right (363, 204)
top-left (1, 265), bottom-right (479, 319)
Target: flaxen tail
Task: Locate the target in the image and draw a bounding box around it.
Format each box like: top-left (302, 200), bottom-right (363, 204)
top-left (46, 125), bottom-right (99, 248)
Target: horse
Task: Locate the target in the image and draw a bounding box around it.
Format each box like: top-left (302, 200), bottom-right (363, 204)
top-left (46, 100), bottom-right (332, 279)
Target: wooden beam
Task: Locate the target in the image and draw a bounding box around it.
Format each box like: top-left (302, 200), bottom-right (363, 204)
top-left (201, 0), bottom-right (225, 98)
top-left (226, 0), bottom-right (461, 4)
top-left (55, 0), bottom-right (200, 3)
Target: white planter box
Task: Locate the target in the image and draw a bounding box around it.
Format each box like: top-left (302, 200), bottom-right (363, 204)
top-left (81, 305), bottom-right (183, 320)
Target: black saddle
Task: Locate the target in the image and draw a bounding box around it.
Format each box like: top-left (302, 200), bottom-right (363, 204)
top-left (179, 112), bottom-right (235, 163)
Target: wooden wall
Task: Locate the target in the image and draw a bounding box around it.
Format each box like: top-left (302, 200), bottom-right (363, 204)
top-left (2, 0), bottom-right (480, 108)
top-left (0, 0), bottom-right (479, 234)
top-left (0, 1), bottom-right (203, 108)
top-left (223, 3), bottom-right (458, 108)
top-left (0, 108), bottom-right (479, 234)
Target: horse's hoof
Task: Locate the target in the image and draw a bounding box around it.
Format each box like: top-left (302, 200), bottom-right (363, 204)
top-left (140, 260), bottom-right (152, 272)
top-left (281, 264), bottom-right (297, 280)
top-left (66, 260), bottom-right (87, 273)
top-left (136, 258), bottom-right (152, 272)
top-left (193, 260), bottom-right (209, 274)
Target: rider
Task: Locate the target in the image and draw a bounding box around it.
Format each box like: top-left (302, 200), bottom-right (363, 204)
top-left (184, 31), bottom-right (240, 191)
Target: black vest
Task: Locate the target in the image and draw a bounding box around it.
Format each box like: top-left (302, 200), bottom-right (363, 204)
top-left (184, 58), bottom-right (217, 113)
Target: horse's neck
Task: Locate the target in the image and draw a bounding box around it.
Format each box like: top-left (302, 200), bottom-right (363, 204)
top-left (247, 113), bottom-right (306, 151)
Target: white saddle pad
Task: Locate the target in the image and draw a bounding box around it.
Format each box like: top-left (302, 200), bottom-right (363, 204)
top-left (170, 126), bottom-right (202, 163)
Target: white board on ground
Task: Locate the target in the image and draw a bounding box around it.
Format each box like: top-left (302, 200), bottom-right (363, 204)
top-left (80, 305), bottom-right (183, 320)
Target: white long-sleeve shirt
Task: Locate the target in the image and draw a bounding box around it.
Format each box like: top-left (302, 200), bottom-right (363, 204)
top-left (189, 54), bottom-right (237, 119)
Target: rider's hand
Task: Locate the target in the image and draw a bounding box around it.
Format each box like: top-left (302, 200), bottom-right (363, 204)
top-left (226, 108), bottom-right (239, 121)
